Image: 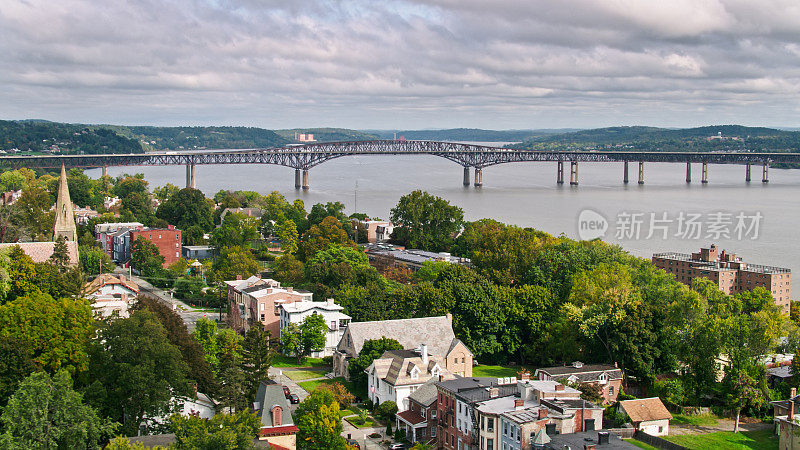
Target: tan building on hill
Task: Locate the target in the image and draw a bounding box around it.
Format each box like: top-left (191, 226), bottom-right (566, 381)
top-left (333, 314), bottom-right (473, 380)
top-left (653, 244), bottom-right (792, 314)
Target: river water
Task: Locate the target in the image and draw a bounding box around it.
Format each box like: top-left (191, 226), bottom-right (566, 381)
top-left (86, 142), bottom-right (799, 294)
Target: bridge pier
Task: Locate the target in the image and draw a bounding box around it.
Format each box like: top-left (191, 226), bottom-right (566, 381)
top-left (302, 169), bottom-right (309, 190)
top-left (557, 161), bottom-right (564, 184)
top-left (295, 169), bottom-right (301, 189)
top-left (463, 167), bottom-right (470, 186)
top-left (763, 162), bottom-right (769, 183)
top-left (745, 164), bottom-right (751, 182)
top-left (638, 162), bottom-right (644, 185)
top-left (102, 166), bottom-right (108, 177)
top-left (686, 162), bottom-right (691, 183)
top-left (623, 161), bottom-right (629, 184)
top-left (701, 162), bottom-right (708, 184)
top-left (185, 163), bottom-right (196, 189)
top-left (569, 161), bottom-right (578, 185)
top-left (474, 168), bottom-right (483, 187)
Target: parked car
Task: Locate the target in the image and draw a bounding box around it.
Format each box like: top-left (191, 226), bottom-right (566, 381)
top-left (282, 386), bottom-right (291, 398)
top-left (347, 439), bottom-right (360, 448)
top-left (288, 393), bottom-right (300, 404)
top-left (388, 443), bottom-right (409, 450)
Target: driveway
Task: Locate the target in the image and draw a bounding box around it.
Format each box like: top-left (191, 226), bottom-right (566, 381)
top-left (125, 272), bottom-right (222, 331)
top-left (268, 367), bottom-right (310, 414)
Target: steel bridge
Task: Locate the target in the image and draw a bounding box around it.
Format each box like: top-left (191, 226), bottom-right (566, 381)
top-left (3, 139), bottom-right (797, 188)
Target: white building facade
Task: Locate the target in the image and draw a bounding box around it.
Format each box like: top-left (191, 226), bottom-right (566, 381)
top-left (279, 299), bottom-right (351, 357)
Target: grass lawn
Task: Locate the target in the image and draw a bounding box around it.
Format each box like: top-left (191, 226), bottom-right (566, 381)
top-left (284, 369), bottom-right (329, 381)
top-left (624, 439), bottom-right (659, 450)
top-left (663, 429), bottom-right (777, 450)
top-left (272, 355), bottom-right (328, 368)
top-left (472, 365), bottom-right (528, 378)
top-left (345, 416), bottom-right (377, 429)
top-left (670, 413), bottom-right (720, 427)
top-left (298, 377), bottom-right (368, 401)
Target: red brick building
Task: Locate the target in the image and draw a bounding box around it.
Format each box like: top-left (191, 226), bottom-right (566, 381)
top-left (130, 225), bottom-right (182, 267)
top-left (653, 244), bottom-right (792, 314)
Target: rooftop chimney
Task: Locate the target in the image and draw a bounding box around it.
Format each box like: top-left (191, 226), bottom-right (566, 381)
top-left (572, 361), bottom-right (584, 369)
top-left (515, 399), bottom-right (524, 409)
top-left (420, 343), bottom-right (428, 365)
top-left (538, 408), bottom-right (548, 420)
top-left (520, 372), bottom-right (531, 381)
top-left (790, 399), bottom-right (795, 421)
top-left (236, 275), bottom-right (242, 280)
top-left (792, 388), bottom-right (797, 399)
top-left (327, 298), bottom-right (335, 306)
top-left (488, 387), bottom-right (499, 398)
top-left (555, 383), bottom-right (565, 391)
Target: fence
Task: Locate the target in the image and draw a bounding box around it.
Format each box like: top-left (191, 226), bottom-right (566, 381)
top-left (633, 430), bottom-right (688, 450)
top-left (608, 428), bottom-right (635, 439)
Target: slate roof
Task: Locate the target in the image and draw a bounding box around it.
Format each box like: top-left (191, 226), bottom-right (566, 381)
top-left (396, 409), bottom-right (427, 425)
top-left (339, 315), bottom-right (456, 357)
top-left (436, 377), bottom-right (519, 404)
top-left (535, 363), bottom-right (623, 382)
top-left (408, 380), bottom-right (439, 407)
top-left (619, 397), bottom-right (673, 423)
top-left (371, 350), bottom-right (452, 387)
top-left (546, 431), bottom-right (637, 449)
top-left (254, 382), bottom-right (294, 428)
top-left (768, 366), bottom-right (793, 379)
top-left (0, 241), bottom-right (79, 266)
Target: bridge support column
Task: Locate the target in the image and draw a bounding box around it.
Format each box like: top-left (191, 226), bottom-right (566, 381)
top-left (638, 161), bottom-right (645, 185)
top-left (569, 161), bottom-right (578, 186)
top-left (686, 162), bottom-right (691, 183)
top-left (557, 161), bottom-right (564, 184)
top-left (185, 163), bottom-right (196, 189)
top-left (302, 169), bottom-right (309, 190)
top-left (474, 168), bottom-right (483, 187)
top-left (745, 163), bottom-right (751, 182)
top-left (623, 161), bottom-right (629, 184)
top-left (701, 162), bottom-right (708, 184)
top-left (102, 166), bottom-right (108, 177)
top-left (463, 167), bottom-right (470, 186)
top-left (763, 162), bottom-right (769, 183)
top-left (295, 169), bottom-right (301, 189)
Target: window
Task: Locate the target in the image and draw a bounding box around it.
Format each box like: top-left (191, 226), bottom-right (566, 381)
top-left (487, 418), bottom-right (494, 432)
top-left (432, 410), bottom-right (437, 418)
top-left (260, 314), bottom-right (265, 321)
top-left (487, 439), bottom-right (494, 450)
top-left (516, 427), bottom-right (521, 442)
top-left (609, 385), bottom-right (614, 396)
top-left (658, 426), bottom-right (664, 433)
top-left (175, 252), bottom-right (179, 258)
top-left (504, 422), bottom-right (508, 435)
top-left (420, 428), bottom-right (426, 437)
top-left (431, 427), bottom-right (436, 437)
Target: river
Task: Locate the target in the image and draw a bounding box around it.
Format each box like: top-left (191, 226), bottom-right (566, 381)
top-left (86, 142), bottom-right (799, 294)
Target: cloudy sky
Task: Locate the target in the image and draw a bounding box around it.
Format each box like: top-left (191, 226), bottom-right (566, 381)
top-left (2, 0), bottom-right (800, 129)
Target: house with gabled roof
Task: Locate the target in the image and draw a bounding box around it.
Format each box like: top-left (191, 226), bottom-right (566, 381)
top-left (396, 380), bottom-right (440, 445)
top-left (534, 361), bottom-right (623, 404)
top-left (367, 344), bottom-right (456, 412)
top-left (333, 314), bottom-right (473, 379)
top-left (618, 397), bottom-right (672, 436)
top-left (253, 382), bottom-right (298, 449)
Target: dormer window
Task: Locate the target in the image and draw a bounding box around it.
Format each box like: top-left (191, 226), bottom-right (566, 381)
top-left (271, 406), bottom-right (282, 427)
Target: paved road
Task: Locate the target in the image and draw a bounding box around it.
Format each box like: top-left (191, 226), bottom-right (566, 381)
top-left (124, 271), bottom-right (223, 331)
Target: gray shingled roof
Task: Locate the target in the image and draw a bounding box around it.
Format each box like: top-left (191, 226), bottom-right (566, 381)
top-left (536, 363), bottom-right (622, 382)
top-left (340, 315), bottom-right (455, 357)
top-left (408, 380), bottom-right (438, 406)
top-left (254, 382), bottom-right (294, 428)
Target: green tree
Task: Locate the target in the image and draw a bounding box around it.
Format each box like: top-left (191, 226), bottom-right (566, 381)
top-left (298, 216), bottom-right (354, 261)
top-left (193, 317), bottom-right (221, 371)
top-left (0, 339), bottom-right (36, 407)
top-left (301, 313), bottom-right (328, 358)
top-left (87, 310), bottom-right (192, 435)
top-left (170, 410), bottom-right (259, 450)
top-left (216, 329), bottom-right (246, 412)
top-left (272, 254), bottom-right (304, 285)
top-left (213, 246), bottom-right (259, 283)
top-left (14, 186), bottom-right (54, 240)
top-left (281, 323), bottom-right (304, 364)
top-left (156, 188), bottom-right (214, 233)
top-left (0, 371), bottom-right (117, 450)
top-left (130, 236), bottom-right (166, 277)
top-left (133, 296), bottom-right (216, 395)
top-left (348, 338), bottom-right (403, 386)
top-left (79, 246), bottom-right (115, 276)
top-left (183, 225), bottom-right (206, 246)
top-left (211, 213), bottom-right (260, 249)
top-left (304, 244), bottom-right (371, 288)
top-left (389, 190), bottom-right (464, 252)
top-left (294, 389), bottom-right (348, 450)
top-left (275, 218), bottom-right (299, 255)
top-left (241, 322), bottom-right (277, 401)
top-left (153, 183), bottom-right (180, 202)
top-left (0, 291), bottom-right (93, 373)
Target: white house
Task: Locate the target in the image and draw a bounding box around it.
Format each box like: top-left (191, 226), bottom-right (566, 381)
top-left (618, 397), bottom-right (673, 436)
top-left (366, 344), bottom-right (455, 411)
top-left (85, 273), bottom-right (140, 318)
top-left (140, 393), bottom-right (216, 434)
top-left (279, 299), bottom-right (351, 357)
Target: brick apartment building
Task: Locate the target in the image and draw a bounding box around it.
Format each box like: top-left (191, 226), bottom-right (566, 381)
top-left (130, 225), bottom-right (182, 267)
top-left (653, 244), bottom-right (792, 314)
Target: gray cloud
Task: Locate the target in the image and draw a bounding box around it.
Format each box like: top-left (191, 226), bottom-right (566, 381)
top-left (2, 0), bottom-right (800, 128)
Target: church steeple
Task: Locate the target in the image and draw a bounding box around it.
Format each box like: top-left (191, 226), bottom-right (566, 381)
top-left (53, 164), bottom-right (77, 242)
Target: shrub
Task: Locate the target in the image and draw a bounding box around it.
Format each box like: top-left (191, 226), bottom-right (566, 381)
top-left (375, 401), bottom-right (398, 421)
